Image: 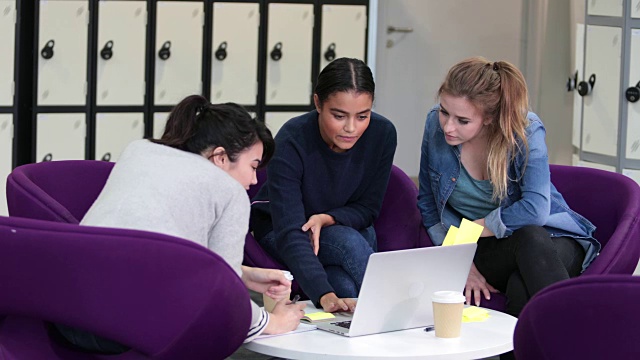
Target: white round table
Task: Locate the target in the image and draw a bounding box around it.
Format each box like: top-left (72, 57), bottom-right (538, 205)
top-left (244, 303), bottom-right (517, 359)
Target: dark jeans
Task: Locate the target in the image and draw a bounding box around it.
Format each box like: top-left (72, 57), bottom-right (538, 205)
top-left (53, 323), bottom-right (130, 354)
top-left (474, 225), bottom-right (585, 318)
top-left (259, 225), bottom-right (376, 298)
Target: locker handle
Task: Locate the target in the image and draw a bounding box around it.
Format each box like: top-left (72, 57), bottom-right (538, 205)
top-left (101, 153), bottom-right (112, 162)
top-left (101, 40), bottom-right (114, 60)
top-left (577, 74), bottom-right (596, 97)
top-left (42, 153), bottom-right (53, 162)
top-left (270, 42), bottom-right (283, 61)
top-left (158, 41), bottom-right (171, 60)
top-left (324, 43), bottom-right (336, 62)
top-left (215, 41), bottom-right (227, 61)
top-left (41, 40), bottom-right (55, 60)
top-left (626, 81), bottom-right (640, 103)
top-left (566, 70), bottom-right (578, 92)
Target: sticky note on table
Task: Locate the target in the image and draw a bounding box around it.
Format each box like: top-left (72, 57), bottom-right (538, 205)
top-left (301, 312), bottom-right (336, 323)
top-left (462, 306), bottom-right (490, 322)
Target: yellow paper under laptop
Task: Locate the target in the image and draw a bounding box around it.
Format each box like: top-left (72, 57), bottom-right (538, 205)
top-left (442, 218), bottom-right (484, 246)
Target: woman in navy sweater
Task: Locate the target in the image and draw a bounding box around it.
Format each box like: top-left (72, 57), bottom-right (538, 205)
top-left (251, 58), bottom-right (397, 312)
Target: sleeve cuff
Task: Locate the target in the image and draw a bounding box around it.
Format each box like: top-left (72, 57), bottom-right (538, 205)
top-left (485, 208), bottom-right (510, 238)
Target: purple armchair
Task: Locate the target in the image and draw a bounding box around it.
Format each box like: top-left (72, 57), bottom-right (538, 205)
top-left (0, 215), bottom-right (250, 360)
top-left (480, 164), bottom-right (640, 312)
top-left (242, 165), bottom-right (431, 297)
top-left (514, 275), bottom-right (640, 359)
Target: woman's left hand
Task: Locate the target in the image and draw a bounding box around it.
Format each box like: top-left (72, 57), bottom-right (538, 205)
top-left (241, 266), bottom-right (291, 301)
top-left (302, 214), bottom-right (335, 255)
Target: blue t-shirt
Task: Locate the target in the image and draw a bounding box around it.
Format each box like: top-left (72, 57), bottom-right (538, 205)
top-left (251, 110), bottom-right (397, 304)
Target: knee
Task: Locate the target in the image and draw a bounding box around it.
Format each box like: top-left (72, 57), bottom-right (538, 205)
top-left (322, 226), bottom-right (373, 255)
top-left (512, 225), bottom-right (554, 255)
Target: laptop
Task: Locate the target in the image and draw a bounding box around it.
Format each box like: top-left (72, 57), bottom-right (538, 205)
top-left (315, 243), bottom-right (476, 337)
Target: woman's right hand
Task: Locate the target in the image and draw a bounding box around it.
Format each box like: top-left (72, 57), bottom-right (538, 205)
top-left (263, 300), bottom-right (306, 334)
top-left (465, 263), bottom-right (498, 306)
top-left (319, 292), bottom-right (357, 313)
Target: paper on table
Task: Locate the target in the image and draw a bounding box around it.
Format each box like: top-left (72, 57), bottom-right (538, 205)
top-left (254, 322), bottom-right (317, 339)
top-left (462, 306), bottom-right (490, 322)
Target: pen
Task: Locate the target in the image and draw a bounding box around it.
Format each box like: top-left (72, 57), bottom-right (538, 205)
top-left (424, 325), bottom-right (435, 332)
top-left (290, 294), bottom-right (301, 304)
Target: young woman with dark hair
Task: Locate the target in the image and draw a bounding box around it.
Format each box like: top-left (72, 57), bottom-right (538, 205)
top-left (251, 58), bottom-right (397, 313)
top-left (57, 95), bottom-right (305, 353)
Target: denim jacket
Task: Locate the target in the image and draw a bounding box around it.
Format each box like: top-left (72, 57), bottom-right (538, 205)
top-left (417, 106), bottom-right (601, 271)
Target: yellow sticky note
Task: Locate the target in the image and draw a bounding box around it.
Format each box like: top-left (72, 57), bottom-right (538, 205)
top-left (462, 306), bottom-right (490, 322)
top-left (302, 312), bottom-right (335, 322)
top-left (442, 226), bottom-right (459, 246)
top-left (454, 219), bottom-right (484, 245)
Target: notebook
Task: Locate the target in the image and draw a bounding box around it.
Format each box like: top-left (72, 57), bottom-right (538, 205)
top-left (315, 243), bottom-right (476, 337)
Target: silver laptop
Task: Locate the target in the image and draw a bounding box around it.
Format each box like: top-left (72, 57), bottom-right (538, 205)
top-left (315, 243), bottom-right (476, 337)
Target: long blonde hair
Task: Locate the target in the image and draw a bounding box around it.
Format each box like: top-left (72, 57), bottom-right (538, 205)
top-left (438, 57), bottom-right (529, 202)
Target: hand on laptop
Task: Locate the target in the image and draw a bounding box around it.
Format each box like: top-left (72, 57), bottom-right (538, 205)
top-left (465, 263), bottom-right (498, 306)
top-left (319, 292), bottom-right (356, 313)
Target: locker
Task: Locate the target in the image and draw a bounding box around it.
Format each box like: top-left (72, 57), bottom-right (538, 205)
top-left (265, 3), bottom-right (313, 105)
top-left (587, 0), bottom-right (623, 17)
top-left (211, 2), bottom-right (259, 105)
top-left (37, 0), bottom-right (89, 106)
top-left (622, 168), bottom-right (640, 185)
top-left (578, 160), bottom-right (616, 172)
top-left (633, 0), bottom-right (640, 18)
top-left (319, 5), bottom-right (367, 72)
top-left (581, 25), bottom-right (621, 157)
top-left (36, 113), bottom-right (86, 162)
top-left (264, 111), bottom-right (305, 136)
top-left (0, 0), bottom-right (15, 106)
top-left (0, 114), bottom-right (12, 216)
top-left (626, 29), bottom-right (640, 160)
top-left (154, 1), bottom-right (204, 106)
top-left (95, 113), bottom-right (144, 162)
top-left (153, 112), bottom-right (170, 139)
top-left (572, 23), bottom-right (585, 149)
top-left (96, 1), bottom-right (147, 106)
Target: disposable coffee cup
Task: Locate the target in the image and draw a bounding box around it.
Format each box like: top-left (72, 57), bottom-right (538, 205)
top-left (263, 270), bottom-right (294, 313)
top-left (431, 291), bottom-right (465, 338)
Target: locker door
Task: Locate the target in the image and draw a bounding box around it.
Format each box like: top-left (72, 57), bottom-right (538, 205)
top-left (319, 5), bottom-right (366, 72)
top-left (95, 113), bottom-right (144, 162)
top-left (0, 114), bottom-right (12, 216)
top-left (582, 25), bottom-right (621, 157)
top-left (264, 112), bottom-right (304, 136)
top-left (633, 0), bottom-right (640, 18)
top-left (153, 112), bottom-right (170, 139)
top-left (265, 3), bottom-right (313, 105)
top-left (587, 0), bottom-right (623, 17)
top-left (626, 29), bottom-right (640, 160)
top-left (572, 23), bottom-right (585, 149)
top-left (96, 1), bottom-right (147, 106)
top-left (155, 1), bottom-right (203, 106)
top-left (622, 168), bottom-right (640, 185)
top-left (36, 113), bottom-right (86, 161)
top-left (37, 0), bottom-right (89, 106)
top-left (211, 2), bottom-right (259, 105)
top-left (0, 0), bottom-right (15, 106)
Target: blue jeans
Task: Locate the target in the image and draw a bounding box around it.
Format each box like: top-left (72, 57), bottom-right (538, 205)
top-left (260, 225), bottom-right (376, 298)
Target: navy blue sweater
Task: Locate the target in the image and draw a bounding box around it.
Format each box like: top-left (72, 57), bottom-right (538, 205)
top-left (251, 110), bottom-right (397, 304)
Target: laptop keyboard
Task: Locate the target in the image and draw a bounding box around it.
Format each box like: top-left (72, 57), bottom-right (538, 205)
top-left (331, 321), bottom-right (352, 329)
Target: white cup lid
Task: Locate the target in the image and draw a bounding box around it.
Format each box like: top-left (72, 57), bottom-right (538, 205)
top-left (431, 291), bottom-right (465, 304)
top-left (282, 270), bottom-right (294, 281)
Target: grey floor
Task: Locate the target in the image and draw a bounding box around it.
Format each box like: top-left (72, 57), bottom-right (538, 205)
top-left (226, 291), bottom-right (500, 360)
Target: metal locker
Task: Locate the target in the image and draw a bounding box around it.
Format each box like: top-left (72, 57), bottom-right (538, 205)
top-left (0, 0), bottom-right (15, 106)
top-left (0, 114), bottom-right (12, 216)
top-left (37, 0), bottom-right (89, 106)
top-left (95, 113), bottom-right (144, 162)
top-left (587, 0), bottom-right (623, 17)
top-left (622, 168), bottom-right (640, 185)
top-left (211, 2), bottom-right (259, 105)
top-left (36, 113), bottom-right (86, 162)
top-left (582, 25), bottom-right (621, 157)
top-left (264, 112), bottom-right (304, 136)
top-left (154, 1), bottom-right (204, 106)
top-left (572, 23), bottom-right (585, 149)
top-left (265, 3), bottom-right (313, 105)
top-left (633, 0), bottom-right (640, 18)
top-left (578, 160), bottom-right (616, 172)
top-left (319, 5), bottom-right (366, 72)
top-left (153, 112), bottom-right (170, 139)
top-left (96, 1), bottom-right (146, 106)
top-left (626, 29), bottom-right (640, 160)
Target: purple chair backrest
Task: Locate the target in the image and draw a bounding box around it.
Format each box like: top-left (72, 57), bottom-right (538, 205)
top-left (0, 215), bottom-right (250, 360)
top-left (6, 161), bottom-right (114, 223)
top-left (514, 275), bottom-right (640, 359)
